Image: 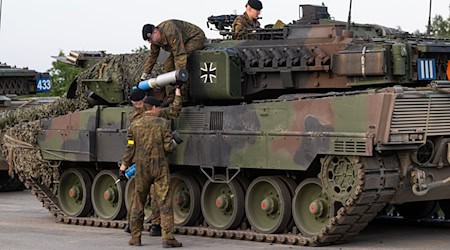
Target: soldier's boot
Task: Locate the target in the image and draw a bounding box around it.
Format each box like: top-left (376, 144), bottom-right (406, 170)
top-left (149, 224), bottom-right (162, 236)
top-left (162, 238), bottom-right (182, 248)
top-left (124, 224), bottom-right (131, 234)
top-left (128, 236), bottom-right (142, 246)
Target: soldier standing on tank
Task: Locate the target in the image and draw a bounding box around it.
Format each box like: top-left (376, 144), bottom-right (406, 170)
top-left (140, 20), bottom-right (206, 102)
top-left (120, 96), bottom-right (182, 248)
top-left (123, 87), bottom-right (183, 237)
top-left (231, 0), bottom-right (263, 40)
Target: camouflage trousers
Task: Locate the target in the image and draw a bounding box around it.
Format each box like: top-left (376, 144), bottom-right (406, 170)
top-left (163, 35), bottom-right (206, 100)
top-left (126, 184), bottom-right (161, 225)
top-left (130, 165), bottom-right (173, 240)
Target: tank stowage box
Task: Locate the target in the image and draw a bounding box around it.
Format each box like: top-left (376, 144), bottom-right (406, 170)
top-left (190, 48), bottom-right (242, 100)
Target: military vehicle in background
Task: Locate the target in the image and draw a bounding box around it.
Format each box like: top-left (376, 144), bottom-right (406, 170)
top-left (0, 51), bottom-right (107, 192)
top-left (0, 63), bottom-right (52, 191)
top-left (5, 3), bottom-right (450, 246)
top-left (51, 50), bottom-right (107, 68)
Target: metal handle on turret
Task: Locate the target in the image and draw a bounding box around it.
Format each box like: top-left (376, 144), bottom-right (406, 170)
top-left (134, 69), bottom-right (189, 91)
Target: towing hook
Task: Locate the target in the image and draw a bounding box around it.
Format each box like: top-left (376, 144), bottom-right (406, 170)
top-left (412, 177), bottom-right (450, 196)
top-left (412, 184), bottom-right (429, 196)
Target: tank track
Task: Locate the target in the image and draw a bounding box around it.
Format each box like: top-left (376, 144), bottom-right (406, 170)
top-left (17, 155), bottom-right (399, 247)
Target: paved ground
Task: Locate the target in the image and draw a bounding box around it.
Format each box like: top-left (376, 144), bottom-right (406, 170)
top-left (1, 190), bottom-right (450, 249)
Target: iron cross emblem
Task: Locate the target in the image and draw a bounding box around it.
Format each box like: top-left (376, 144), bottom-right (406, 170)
top-left (200, 62), bottom-right (217, 84)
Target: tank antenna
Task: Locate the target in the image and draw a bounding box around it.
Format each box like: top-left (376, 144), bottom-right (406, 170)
top-left (346, 0), bottom-right (353, 30)
top-left (427, 0), bottom-right (433, 35)
top-left (0, 0), bottom-right (3, 34)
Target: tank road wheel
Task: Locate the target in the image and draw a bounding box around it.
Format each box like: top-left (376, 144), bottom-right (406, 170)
top-left (292, 178), bottom-right (335, 236)
top-left (320, 155), bottom-right (362, 203)
top-left (171, 173), bottom-right (201, 226)
top-left (277, 176), bottom-right (297, 229)
top-left (58, 168), bottom-right (93, 217)
top-left (124, 176), bottom-right (152, 223)
top-left (201, 175), bottom-right (245, 230)
top-left (91, 170), bottom-right (126, 220)
top-left (394, 201), bottom-right (439, 220)
top-left (245, 176), bottom-right (291, 234)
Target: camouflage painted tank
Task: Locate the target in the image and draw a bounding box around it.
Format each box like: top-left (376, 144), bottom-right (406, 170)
top-left (0, 63), bottom-right (52, 191)
top-left (5, 4), bottom-right (450, 246)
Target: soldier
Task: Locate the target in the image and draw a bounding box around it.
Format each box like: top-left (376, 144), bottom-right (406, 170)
top-left (124, 87), bottom-right (183, 236)
top-left (120, 96), bottom-right (182, 248)
top-left (141, 20), bottom-right (206, 101)
top-left (128, 88), bottom-right (147, 122)
top-left (123, 88), bottom-right (147, 234)
top-left (231, 0), bottom-right (263, 40)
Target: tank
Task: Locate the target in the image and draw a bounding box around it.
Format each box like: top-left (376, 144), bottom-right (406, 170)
top-left (4, 4), bottom-right (450, 246)
top-left (0, 63), bottom-right (52, 191)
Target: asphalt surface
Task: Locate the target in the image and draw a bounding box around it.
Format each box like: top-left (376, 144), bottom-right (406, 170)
top-left (1, 190), bottom-right (450, 250)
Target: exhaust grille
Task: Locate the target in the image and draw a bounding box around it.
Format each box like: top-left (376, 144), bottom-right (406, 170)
top-left (177, 111), bottom-right (206, 130)
top-left (209, 112), bottom-right (223, 130)
top-left (390, 95), bottom-right (450, 136)
top-left (334, 139), bottom-right (367, 154)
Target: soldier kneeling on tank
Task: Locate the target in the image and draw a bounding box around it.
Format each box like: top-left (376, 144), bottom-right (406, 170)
top-left (141, 20), bottom-right (206, 102)
top-left (120, 96), bottom-right (182, 248)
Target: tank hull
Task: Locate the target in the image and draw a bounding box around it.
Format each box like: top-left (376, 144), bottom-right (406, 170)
top-left (19, 87), bottom-right (449, 245)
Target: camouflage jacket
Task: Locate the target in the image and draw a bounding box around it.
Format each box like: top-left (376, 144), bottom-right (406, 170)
top-left (122, 113), bottom-right (174, 168)
top-left (128, 107), bottom-right (145, 123)
top-left (231, 12), bottom-right (260, 40)
top-left (144, 20), bottom-right (205, 74)
top-left (128, 95), bottom-right (182, 123)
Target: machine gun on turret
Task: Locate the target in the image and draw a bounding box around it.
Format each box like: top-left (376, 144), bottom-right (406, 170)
top-left (207, 14), bottom-right (238, 38)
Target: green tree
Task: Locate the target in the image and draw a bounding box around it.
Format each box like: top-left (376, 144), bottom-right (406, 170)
top-left (432, 14), bottom-right (450, 37)
top-left (47, 51), bottom-right (83, 96)
top-left (132, 45), bottom-right (149, 53)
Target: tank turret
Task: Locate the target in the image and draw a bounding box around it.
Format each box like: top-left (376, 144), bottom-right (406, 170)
top-left (193, 4), bottom-right (450, 101)
top-left (0, 62), bottom-right (49, 96)
top-left (63, 5), bottom-right (450, 105)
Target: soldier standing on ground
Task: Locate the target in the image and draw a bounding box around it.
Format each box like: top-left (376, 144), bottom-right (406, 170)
top-left (141, 20), bottom-right (206, 101)
top-left (123, 88), bottom-right (147, 234)
top-left (120, 96), bottom-right (182, 248)
top-left (123, 87), bottom-right (183, 237)
top-left (231, 0), bottom-right (263, 40)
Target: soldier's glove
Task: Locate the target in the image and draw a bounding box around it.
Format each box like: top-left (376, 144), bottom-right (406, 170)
top-left (172, 130), bottom-right (183, 146)
top-left (160, 100), bottom-right (171, 108)
top-left (118, 170), bottom-right (127, 181)
top-left (140, 72), bottom-right (150, 81)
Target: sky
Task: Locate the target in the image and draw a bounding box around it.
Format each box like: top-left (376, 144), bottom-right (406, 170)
top-left (0, 0), bottom-right (449, 72)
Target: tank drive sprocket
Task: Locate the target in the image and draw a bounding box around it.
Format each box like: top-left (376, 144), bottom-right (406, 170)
top-left (320, 155), bottom-right (363, 204)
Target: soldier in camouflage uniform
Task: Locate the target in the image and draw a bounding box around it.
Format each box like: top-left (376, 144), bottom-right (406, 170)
top-left (141, 20), bottom-right (206, 101)
top-left (124, 87), bottom-right (183, 237)
top-left (123, 88), bottom-right (147, 234)
top-left (231, 0), bottom-right (263, 40)
top-left (120, 96), bottom-right (182, 248)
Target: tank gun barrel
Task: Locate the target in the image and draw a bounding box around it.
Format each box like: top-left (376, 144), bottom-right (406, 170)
top-left (135, 69), bottom-right (188, 91)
